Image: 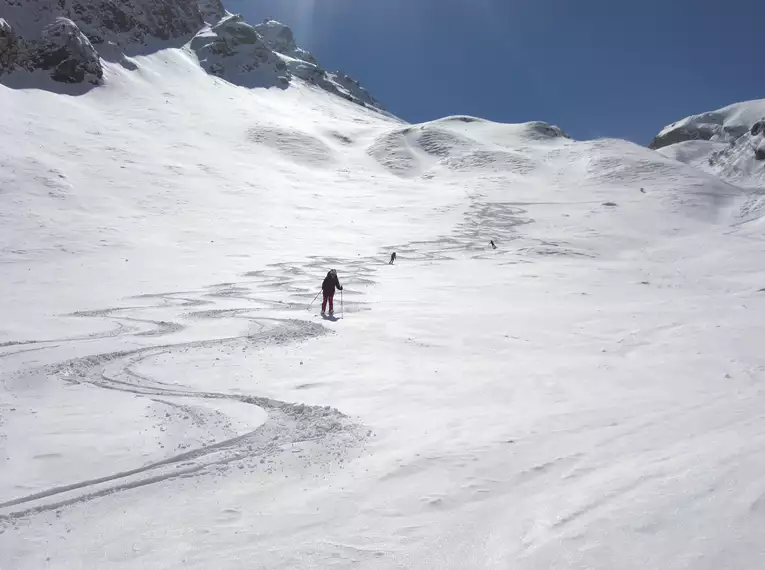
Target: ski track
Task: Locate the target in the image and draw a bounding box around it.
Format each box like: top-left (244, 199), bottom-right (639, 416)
top-left (0, 199), bottom-right (553, 523)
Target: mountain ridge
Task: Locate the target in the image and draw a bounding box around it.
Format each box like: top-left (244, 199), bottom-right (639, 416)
top-left (650, 99), bottom-right (765, 189)
top-left (0, 0), bottom-right (385, 112)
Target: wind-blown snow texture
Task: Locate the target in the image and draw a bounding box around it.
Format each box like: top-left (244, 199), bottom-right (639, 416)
top-left (3, 4), bottom-right (765, 569)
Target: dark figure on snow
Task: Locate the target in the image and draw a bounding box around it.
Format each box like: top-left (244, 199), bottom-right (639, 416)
top-left (490, 240), bottom-right (497, 250)
top-left (321, 269), bottom-right (343, 316)
top-left (389, 252), bottom-right (397, 265)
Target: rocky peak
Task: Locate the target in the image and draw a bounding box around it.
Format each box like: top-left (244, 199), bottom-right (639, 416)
top-left (34, 17), bottom-right (103, 83)
top-left (189, 14), bottom-right (384, 112)
top-left (197, 0), bottom-right (226, 25)
top-left (0, 18), bottom-right (19, 73)
top-left (0, 0), bottom-right (205, 83)
top-left (190, 13), bottom-right (287, 85)
top-left (0, 0), bottom-right (386, 113)
top-left (0, 0), bottom-right (204, 46)
top-left (652, 99), bottom-right (765, 189)
top-left (650, 99), bottom-right (765, 150)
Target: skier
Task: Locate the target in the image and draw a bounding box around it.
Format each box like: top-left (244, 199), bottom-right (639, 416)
top-left (389, 252), bottom-right (397, 265)
top-left (490, 240), bottom-right (497, 250)
top-left (321, 269), bottom-right (343, 317)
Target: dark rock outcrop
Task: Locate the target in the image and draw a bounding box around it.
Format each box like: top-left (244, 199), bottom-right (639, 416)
top-left (196, 0), bottom-right (226, 25)
top-left (649, 102), bottom-right (764, 151)
top-left (0, 0), bottom-right (206, 84)
top-left (189, 13), bottom-right (287, 85)
top-left (1, 0), bottom-right (204, 46)
top-left (0, 0), bottom-right (387, 112)
top-left (648, 125), bottom-right (716, 150)
top-left (31, 18), bottom-right (102, 83)
top-left (0, 18), bottom-right (21, 73)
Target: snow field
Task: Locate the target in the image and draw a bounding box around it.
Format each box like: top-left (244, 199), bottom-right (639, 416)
top-left (2, 42), bottom-right (765, 569)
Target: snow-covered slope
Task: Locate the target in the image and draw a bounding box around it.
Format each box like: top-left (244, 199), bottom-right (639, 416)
top-left (3, 7), bottom-right (765, 569)
top-left (650, 99), bottom-right (765, 149)
top-left (651, 99), bottom-right (765, 189)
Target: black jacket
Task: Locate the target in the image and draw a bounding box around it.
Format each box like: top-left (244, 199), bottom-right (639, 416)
top-left (322, 271), bottom-right (342, 294)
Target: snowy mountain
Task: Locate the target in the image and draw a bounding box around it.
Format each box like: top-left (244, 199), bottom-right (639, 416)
top-left (650, 99), bottom-right (765, 189)
top-left (0, 0), bottom-right (384, 111)
top-left (3, 2), bottom-right (765, 569)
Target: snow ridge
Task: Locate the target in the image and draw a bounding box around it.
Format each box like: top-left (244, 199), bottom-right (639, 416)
top-left (652, 99), bottom-right (765, 189)
top-left (650, 99), bottom-right (765, 150)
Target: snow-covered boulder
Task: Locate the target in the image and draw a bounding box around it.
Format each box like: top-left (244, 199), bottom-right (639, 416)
top-left (31, 17), bottom-right (102, 83)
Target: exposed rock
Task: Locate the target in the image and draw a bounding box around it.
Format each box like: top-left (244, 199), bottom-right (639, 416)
top-left (756, 140), bottom-right (765, 161)
top-left (1, 0), bottom-right (204, 46)
top-left (31, 18), bottom-right (102, 83)
top-left (189, 14), bottom-right (286, 86)
top-left (253, 19), bottom-right (315, 64)
top-left (649, 124), bottom-right (718, 150)
top-left (652, 100), bottom-right (765, 189)
top-left (326, 71), bottom-right (382, 109)
top-left (0, 0), bottom-right (206, 85)
top-left (650, 99), bottom-right (765, 150)
top-left (0, 0), bottom-right (387, 112)
top-left (0, 15), bottom-right (102, 83)
top-left (0, 18), bottom-right (20, 74)
top-left (196, 0), bottom-right (226, 25)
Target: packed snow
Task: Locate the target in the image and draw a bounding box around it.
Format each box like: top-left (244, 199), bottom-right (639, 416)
top-left (3, 6), bottom-right (765, 570)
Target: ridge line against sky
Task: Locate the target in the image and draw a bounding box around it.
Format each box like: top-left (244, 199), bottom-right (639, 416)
top-left (224, 0), bottom-right (765, 144)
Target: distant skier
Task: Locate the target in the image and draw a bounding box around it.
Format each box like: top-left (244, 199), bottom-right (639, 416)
top-left (389, 252), bottom-right (397, 265)
top-left (321, 269), bottom-right (343, 317)
top-left (490, 240), bottom-right (497, 250)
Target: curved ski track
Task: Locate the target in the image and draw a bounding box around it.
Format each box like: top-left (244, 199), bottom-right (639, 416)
top-left (0, 199), bottom-right (553, 521)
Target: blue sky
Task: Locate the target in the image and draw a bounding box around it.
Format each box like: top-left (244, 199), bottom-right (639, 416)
top-left (226, 0), bottom-right (765, 144)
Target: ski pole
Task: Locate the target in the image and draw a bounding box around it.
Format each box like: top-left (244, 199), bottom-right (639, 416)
top-left (308, 289), bottom-right (321, 311)
top-left (341, 289), bottom-right (344, 319)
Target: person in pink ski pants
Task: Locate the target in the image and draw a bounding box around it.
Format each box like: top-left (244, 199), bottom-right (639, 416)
top-left (321, 269), bottom-right (343, 316)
